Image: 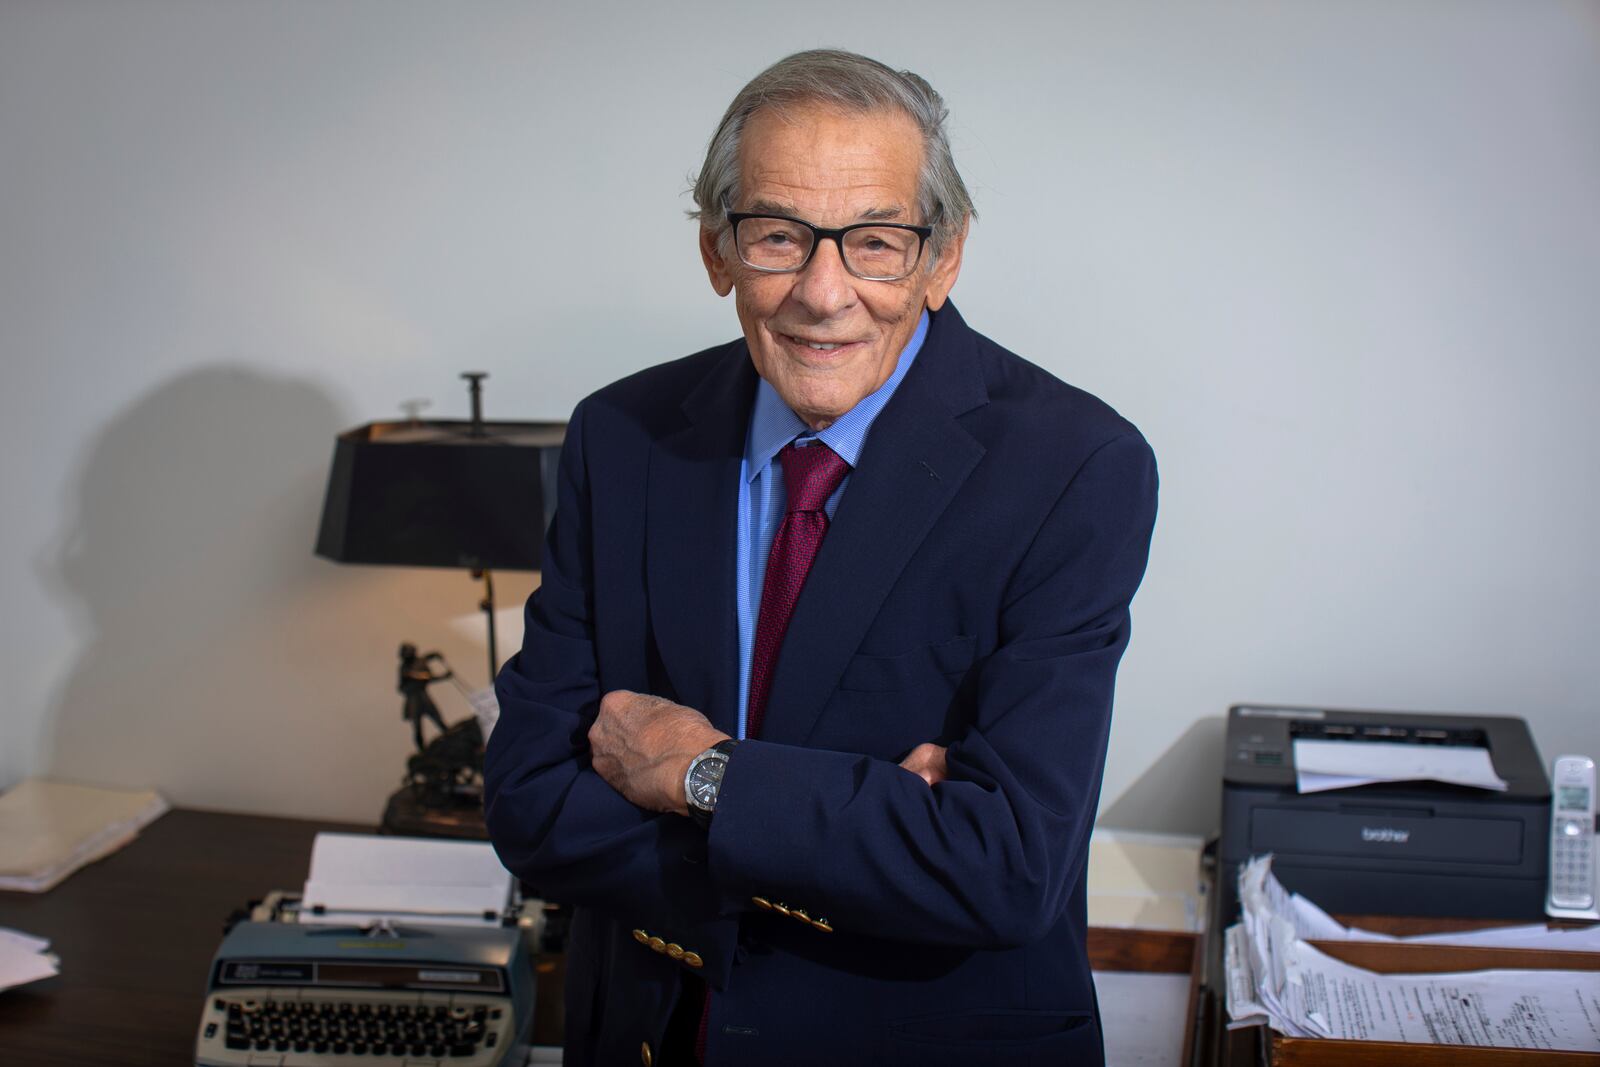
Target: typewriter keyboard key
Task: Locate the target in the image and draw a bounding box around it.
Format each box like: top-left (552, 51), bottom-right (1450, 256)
top-left (274, 1039), bottom-right (290, 1052)
top-left (351, 1041), bottom-right (368, 1055)
top-left (391, 1042), bottom-right (408, 1056)
top-left (431, 1043), bottom-right (447, 1057)
top-left (226, 1035), bottom-right (251, 1051)
top-left (254, 1038), bottom-right (271, 1051)
top-left (450, 1043), bottom-right (475, 1057)
top-left (333, 1040), bottom-right (348, 1054)
top-left (293, 1040), bottom-right (309, 1053)
top-left (313, 1040), bottom-right (330, 1054)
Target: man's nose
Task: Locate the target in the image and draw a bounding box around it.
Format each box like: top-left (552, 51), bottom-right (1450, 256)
top-left (789, 236), bottom-right (856, 317)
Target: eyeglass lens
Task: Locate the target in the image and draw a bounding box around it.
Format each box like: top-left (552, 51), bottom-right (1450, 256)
top-left (734, 218), bottom-right (922, 280)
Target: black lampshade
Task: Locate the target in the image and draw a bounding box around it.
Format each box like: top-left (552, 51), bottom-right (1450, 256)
top-left (315, 419), bottom-right (564, 571)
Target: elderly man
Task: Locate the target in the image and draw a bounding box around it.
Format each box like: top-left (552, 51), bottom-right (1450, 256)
top-left (485, 49), bottom-right (1157, 1067)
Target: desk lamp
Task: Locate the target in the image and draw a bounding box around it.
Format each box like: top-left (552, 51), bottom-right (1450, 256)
top-left (315, 372), bottom-right (563, 837)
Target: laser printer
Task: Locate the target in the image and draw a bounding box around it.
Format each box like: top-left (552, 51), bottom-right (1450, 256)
top-left (1218, 704), bottom-right (1551, 922)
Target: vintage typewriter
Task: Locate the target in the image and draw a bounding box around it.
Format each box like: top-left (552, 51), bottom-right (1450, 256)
top-left (195, 834), bottom-right (538, 1067)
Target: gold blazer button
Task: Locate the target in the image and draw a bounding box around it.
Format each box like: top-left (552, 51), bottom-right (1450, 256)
top-left (640, 1040), bottom-right (653, 1066)
top-left (632, 929), bottom-right (649, 944)
top-left (648, 936), bottom-right (667, 954)
top-left (751, 896), bottom-right (773, 910)
top-left (771, 901), bottom-right (791, 917)
top-left (666, 943), bottom-right (685, 959)
top-left (682, 951), bottom-right (704, 968)
top-left (811, 918), bottom-right (833, 933)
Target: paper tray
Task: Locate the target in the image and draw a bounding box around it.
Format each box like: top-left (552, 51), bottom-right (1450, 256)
top-left (1262, 941), bottom-right (1600, 1067)
top-left (1088, 926), bottom-right (1203, 1067)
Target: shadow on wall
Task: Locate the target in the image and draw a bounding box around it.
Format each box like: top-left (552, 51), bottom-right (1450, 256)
top-left (1097, 716), bottom-right (1228, 838)
top-left (36, 364), bottom-right (475, 821)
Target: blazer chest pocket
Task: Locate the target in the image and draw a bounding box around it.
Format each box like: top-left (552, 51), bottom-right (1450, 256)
top-left (836, 635), bottom-right (977, 693)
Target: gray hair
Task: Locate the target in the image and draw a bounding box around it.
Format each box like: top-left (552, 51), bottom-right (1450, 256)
top-left (690, 49), bottom-right (975, 263)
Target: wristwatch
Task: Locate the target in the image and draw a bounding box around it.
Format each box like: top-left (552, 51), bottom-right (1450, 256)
top-left (684, 739), bottom-right (739, 829)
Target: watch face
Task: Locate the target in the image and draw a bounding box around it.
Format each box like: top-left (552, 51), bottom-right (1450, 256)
top-left (689, 753), bottom-right (728, 809)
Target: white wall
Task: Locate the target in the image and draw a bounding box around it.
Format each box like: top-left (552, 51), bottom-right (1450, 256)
top-left (2, 1), bottom-right (1596, 829)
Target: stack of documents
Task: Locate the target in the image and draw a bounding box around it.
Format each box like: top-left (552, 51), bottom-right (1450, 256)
top-left (1261, 869), bottom-right (1600, 951)
top-left (0, 779), bottom-right (169, 893)
top-left (1086, 828), bottom-right (1206, 933)
top-left (1293, 738), bottom-right (1508, 794)
top-left (1225, 856), bottom-right (1600, 1051)
top-left (0, 927), bottom-right (59, 992)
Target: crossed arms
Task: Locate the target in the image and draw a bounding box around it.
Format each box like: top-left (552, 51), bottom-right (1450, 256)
top-left (483, 397), bottom-right (1157, 983)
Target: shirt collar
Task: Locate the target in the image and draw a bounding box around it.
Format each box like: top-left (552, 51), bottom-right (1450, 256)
top-left (745, 309), bottom-right (929, 478)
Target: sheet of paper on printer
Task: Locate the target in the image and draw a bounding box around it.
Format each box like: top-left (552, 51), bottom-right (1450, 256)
top-left (299, 833), bottom-right (513, 928)
top-left (1293, 738), bottom-right (1509, 793)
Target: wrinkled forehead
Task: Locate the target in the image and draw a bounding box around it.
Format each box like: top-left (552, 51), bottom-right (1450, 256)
top-left (735, 102), bottom-right (925, 218)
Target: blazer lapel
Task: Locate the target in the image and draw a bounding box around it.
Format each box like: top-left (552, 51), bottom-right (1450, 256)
top-left (645, 345), bottom-right (756, 736)
top-left (757, 306), bottom-right (990, 747)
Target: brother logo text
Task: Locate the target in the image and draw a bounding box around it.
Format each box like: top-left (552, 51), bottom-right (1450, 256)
top-left (1361, 827), bottom-right (1412, 844)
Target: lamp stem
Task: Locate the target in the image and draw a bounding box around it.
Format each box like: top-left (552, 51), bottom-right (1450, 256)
top-left (462, 372), bottom-right (488, 437)
top-left (475, 567), bottom-right (498, 684)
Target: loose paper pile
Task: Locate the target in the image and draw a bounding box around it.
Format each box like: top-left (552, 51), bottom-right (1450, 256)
top-left (1225, 856), bottom-right (1600, 1051)
top-left (0, 779), bottom-right (169, 893)
top-left (0, 927), bottom-right (58, 992)
top-left (1275, 878), bottom-right (1600, 952)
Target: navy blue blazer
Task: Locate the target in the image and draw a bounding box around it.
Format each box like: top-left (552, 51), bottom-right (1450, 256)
top-left (485, 303), bottom-right (1158, 1066)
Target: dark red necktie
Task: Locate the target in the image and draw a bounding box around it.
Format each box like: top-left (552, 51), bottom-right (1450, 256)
top-left (694, 440), bottom-right (850, 1063)
top-left (744, 440), bottom-right (851, 740)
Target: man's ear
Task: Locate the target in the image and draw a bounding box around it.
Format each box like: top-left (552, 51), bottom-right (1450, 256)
top-left (700, 226), bottom-right (735, 297)
top-left (922, 217), bottom-right (968, 311)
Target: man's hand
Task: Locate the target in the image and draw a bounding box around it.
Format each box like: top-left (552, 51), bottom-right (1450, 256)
top-left (588, 690), bottom-right (730, 815)
top-left (899, 742), bottom-right (948, 786)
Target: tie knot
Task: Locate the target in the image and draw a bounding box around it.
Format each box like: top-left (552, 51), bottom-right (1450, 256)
top-left (780, 441), bottom-right (849, 513)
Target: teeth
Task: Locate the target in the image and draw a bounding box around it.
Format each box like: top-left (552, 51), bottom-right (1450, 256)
top-left (801, 340), bottom-right (840, 350)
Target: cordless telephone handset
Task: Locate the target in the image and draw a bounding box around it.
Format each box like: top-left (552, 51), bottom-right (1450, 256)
top-left (1546, 755), bottom-right (1599, 920)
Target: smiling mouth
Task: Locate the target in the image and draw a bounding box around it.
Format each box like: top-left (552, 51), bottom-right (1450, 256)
top-left (782, 333), bottom-right (862, 353)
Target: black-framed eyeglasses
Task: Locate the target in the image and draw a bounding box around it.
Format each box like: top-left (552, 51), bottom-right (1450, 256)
top-left (727, 212), bottom-right (933, 282)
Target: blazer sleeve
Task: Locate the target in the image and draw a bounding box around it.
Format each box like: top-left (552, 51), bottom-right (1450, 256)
top-left (483, 401), bottom-right (740, 987)
top-left (705, 430), bottom-right (1159, 949)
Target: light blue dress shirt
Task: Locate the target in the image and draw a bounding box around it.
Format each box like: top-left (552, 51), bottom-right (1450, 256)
top-left (733, 310), bottom-right (929, 738)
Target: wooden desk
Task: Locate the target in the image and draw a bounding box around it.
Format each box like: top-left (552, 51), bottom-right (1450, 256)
top-left (0, 808), bottom-right (366, 1066)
